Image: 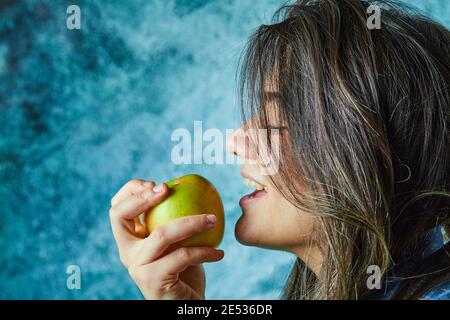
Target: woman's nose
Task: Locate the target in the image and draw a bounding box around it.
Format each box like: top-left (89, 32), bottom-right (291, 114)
top-left (226, 127), bottom-right (258, 161)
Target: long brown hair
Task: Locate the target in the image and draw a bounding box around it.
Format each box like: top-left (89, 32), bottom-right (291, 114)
top-left (238, 0), bottom-right (450, 299)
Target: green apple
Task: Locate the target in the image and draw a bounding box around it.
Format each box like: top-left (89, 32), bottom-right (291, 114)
top-left (144, 174), bottom-right (225, 248)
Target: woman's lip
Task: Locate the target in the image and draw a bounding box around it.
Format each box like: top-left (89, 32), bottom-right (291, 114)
top-left (239, 189), bottom-right (268, 207)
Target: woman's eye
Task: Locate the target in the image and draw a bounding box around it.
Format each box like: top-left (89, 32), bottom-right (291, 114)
top-left (266, 125), bottom-right (288, 130)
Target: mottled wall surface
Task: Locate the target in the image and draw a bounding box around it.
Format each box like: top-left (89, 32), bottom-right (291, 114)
top-left (0, 1), bottom-right (448, 299)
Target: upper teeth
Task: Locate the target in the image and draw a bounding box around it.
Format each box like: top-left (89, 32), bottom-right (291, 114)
top-left (243, 178), bottom-right (266, 191)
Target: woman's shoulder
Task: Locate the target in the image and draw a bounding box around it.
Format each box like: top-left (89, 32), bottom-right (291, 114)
top-left (420, 280), bottom-right (450, 300)
top-left (382, 229), bottom-right (449, 300)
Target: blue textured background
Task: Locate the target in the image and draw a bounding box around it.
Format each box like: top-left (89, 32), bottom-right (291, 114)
top-left (0, 0), bottom-right (449, 299)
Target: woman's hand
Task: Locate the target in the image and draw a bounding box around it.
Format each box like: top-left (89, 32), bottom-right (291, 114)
top-left (109, 179), bottom-right (224, 300)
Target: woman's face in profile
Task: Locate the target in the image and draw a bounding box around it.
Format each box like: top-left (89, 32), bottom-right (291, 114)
top-left (225, 92), bottom-right (320, 266)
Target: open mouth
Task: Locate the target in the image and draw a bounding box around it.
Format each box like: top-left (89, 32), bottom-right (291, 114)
top-left (240, 176), bottom-right (268, 206)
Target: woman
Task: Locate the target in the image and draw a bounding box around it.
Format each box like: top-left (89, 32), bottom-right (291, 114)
top-left (109, 0), bottom-right (450, 299)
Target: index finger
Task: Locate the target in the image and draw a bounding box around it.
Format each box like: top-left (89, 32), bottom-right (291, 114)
top-left (111, 179), bottom-right (155, 207)
top-left (110, 179), bottom-right (155, 237)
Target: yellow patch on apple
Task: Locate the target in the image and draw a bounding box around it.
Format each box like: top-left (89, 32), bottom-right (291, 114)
top-left (144, 174), bottom-right (225, 248)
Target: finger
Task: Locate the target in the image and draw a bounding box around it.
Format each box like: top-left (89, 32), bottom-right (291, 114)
top-left (134, 218), bottom-right (149, 238)
top-left (154, 247), bottom-right (224, 275)
top-left (110, 184), bottom-right (169, 253)
top-left (133, 214), bottom-right (218, 265)
top-left (110, 184), bottom-right (169, 222)
top-left (111, 179), bottom-right (154, 207)
top-left (111, 179), bottom-right (152, 238)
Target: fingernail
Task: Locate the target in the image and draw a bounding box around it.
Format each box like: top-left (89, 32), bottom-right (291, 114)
top-left (153, 184), bottom-right (164, 193)
top-left (206, 214), bottom-right (216, 225)
top-left (216, 250), bottom-right (224, 258)
top-left (143, 181), bottom-right (153, 187)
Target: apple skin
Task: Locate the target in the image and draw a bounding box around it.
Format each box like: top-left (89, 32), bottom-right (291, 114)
top-left (144, 174), bottom-right (225, 248)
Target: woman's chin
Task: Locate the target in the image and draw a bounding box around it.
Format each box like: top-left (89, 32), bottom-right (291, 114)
top-left (234, 214), bottom-right (260, 246)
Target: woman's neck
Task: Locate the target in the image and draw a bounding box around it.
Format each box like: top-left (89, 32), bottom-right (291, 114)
top-left (291, 244), bottom-right (323, 276)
